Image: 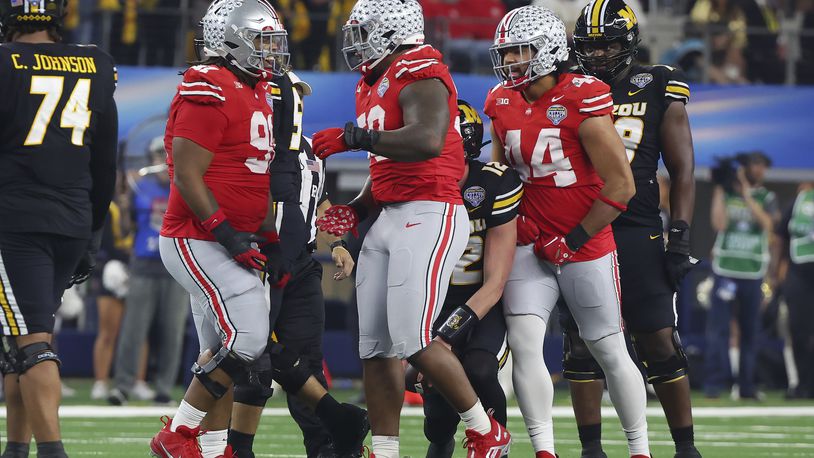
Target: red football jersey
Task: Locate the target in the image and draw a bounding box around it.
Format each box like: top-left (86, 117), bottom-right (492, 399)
top-left (161, 65), bottom-right (275, 240)
top-left (355, 45), bottom-right (464, 205)
top-left (484, 73), bottom-right (616, 261)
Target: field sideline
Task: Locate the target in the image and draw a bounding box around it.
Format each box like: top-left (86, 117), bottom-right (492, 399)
top-left (2, 404), bottom-right (813, 457)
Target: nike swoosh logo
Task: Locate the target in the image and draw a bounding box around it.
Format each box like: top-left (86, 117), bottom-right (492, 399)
top-left (552, 95), bottom-right (564, 102)
top-left (494, 429), bottom-right (502, 441)
top-left (649, 234), bottom-right (661, 240)
top-left (467, 205), bottom-right (482, 213)
top-left (406, 222), bottom-right (421, 228)
top-left (628, 88), bottom-right (645, 96)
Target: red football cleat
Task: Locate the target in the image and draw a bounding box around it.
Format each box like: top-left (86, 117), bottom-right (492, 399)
top-left (536, 451), bottom-right (557, 458)
top-left (464, 415), bottom-right (511, 458)
top-left (150, 416), bottom-right (203, 458)
top-left (631, 454), bottom-right (651, 458)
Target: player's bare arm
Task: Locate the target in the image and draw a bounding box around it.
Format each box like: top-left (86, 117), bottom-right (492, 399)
top-left (490, 124), bottom-right (507, 164)
top-left (661, 102), bottom-right (696, 225)
top-left (577, 114), bottom-right (636, 235)
top-left (465, 218), bottom-right (517, 318)
top-left (171, 137), bottom-right (220, 220)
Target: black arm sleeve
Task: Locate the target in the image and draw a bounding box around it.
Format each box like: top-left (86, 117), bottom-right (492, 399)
top-left (89, 98), bottom-right (119, 231)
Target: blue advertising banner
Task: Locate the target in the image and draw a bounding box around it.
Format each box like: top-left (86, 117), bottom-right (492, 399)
top-left (116, 67), bottom-right (814, 170)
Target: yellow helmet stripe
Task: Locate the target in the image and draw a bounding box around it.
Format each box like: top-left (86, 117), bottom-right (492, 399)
top-left (590, 0), bottom-right (608, 35)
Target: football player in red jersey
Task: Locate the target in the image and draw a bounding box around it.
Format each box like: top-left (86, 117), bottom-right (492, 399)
top-left (484, 6), bottom-right (650, 458)
top-left (149, 0), bottom-right (291, 456)
top-left (312, 1), bottom-right (511, 457)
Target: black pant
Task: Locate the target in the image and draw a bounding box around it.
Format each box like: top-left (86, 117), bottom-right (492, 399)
top-left (0, 232), bottom-right (86, 336)
top-left (785, 264), bottom-right (814, 397)
top-left (271, 252), bottom-right (330, 456)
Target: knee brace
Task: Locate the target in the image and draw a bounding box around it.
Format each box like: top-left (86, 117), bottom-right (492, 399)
top-left (233, 352), bottom-right (275, 407)
top-left (636, 329), bottom-right (689, 385)
top-left (562, 328), bottom-right (605, 382)
top-left (12, 341), bottom-right (61, 375)
top-left (192, 345), bottom-right (248, 399)
top-left (268, 343), bottom-right (310, 394)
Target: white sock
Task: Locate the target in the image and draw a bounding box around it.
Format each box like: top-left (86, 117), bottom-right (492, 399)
top-left (170, 400), bottom-right (207, 432)
top-left (585, 332), bottom-right (649, 456)
top-left (199, 429), bottom-right (228, 458)
top-left (371, 435), bottom-right (399, 458)
top-left (506, 315), bottom-right (555, 454)
top-left (459, 399), bottom-right (491, 434)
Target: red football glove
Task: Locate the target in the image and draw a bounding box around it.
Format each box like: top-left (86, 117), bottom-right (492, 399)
top-left (516, 216), bottom-right (540, 246)
top-left (316, 205), bottom-right (360, 237)
top-left (533, 235), bottom-right (577, 266)
top-left (312, 127), bottom-right (350, 160)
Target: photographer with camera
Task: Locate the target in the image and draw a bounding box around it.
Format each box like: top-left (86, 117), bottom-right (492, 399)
top-left (705, 151), bottom-right (779, 399)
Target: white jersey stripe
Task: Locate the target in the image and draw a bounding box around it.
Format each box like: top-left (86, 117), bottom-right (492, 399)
top-left (582, 93), bottom-right (611, 104)
top-left (579, 101), bottom-right (614, 112)
top-left (180, 81), bottom-right (223, 91)
top-left (495, 182), bottom-right (523, 200)
top-left (179, 90), bottom-right (226, 102)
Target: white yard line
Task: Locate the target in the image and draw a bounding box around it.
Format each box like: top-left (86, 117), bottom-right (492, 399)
top-left (1, 405), bottom-right (813, 418)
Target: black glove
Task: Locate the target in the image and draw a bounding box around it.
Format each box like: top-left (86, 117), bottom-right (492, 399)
top-left (259, 231), bottom-right (290, 288)
top-left (435, 304), bottom-right (479, 347)
top-left (68, 229), bottom-right (103, 287)
top-left (664, 220), bottom-right (696, 292)
top-left (203, 209), bottom-right (267, 271)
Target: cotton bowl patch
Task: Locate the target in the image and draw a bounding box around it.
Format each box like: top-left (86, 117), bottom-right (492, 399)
top-left (464, 186), bottom-right (486, 207)
top-left (547, 105), bottom-right (567, 125)
top-left (630, 73), bottom-right (653, 88)
top-left (377, 77), bottom-right (390, 97)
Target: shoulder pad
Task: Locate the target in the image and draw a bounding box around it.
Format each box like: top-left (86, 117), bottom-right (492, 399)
top-left (179, 65), bottom-right (229, 105)
top-left (654, 65), bottom-right (690, 103)
top-left (564, 74), bottom-right (613, 115)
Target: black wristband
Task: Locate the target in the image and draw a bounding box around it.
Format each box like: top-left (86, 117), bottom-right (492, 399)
top-left (348, 201), bottom-right (369, 222)
top-left (343, 121), bottom-right (380, 151)
top-left (329, 239), bottom-right (347, 251)
top-left (436, 304), bottom-right (479, 347)
top-left (564, 224), bottom-right (591, 251)
top-left (667, 220), bottom-right (691, 255)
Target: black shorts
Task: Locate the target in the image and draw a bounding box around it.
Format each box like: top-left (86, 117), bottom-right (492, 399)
top-left (614, 224), bottom-right (676, 333)
top-left (0, 232), bottom-right (87, 336)
top-left (435, 301), bottom-right (508, 362)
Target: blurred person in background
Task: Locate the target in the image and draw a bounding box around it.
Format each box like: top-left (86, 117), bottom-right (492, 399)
top-left (688, 0), bottom-right (749, 83)
top-left (706, 151), bottom-right (779, 400)
top-left (107, 137), bottom-right (190, 406)
top-left (90, 190), bottom-right (134, 401)
top-left (773, 182), bottom-right (814, 399)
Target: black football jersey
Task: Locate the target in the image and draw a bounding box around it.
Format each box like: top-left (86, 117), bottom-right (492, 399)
top-left (269, 72), bottom-right (305, 204)
top-left (0, 42), bottom-right (117, 238)
top-left (444, 159), bottom-right (522, 309)
top-left (609, 64), bottom-right (690, 228)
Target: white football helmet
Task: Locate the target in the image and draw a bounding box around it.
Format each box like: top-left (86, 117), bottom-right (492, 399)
top-left (341, 0), bottom-right (425, 72)
top-left (201, 0), bottom-right (289, 78)
top-left (490, 6), bottom-right (570, 89)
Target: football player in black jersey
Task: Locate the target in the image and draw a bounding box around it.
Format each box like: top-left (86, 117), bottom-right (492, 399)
top-left (561, 1), bottom-right (700, 457)
top-left (409, 100), bottom-right (521, 458)
top-left (0, 1), bottom-right (118, 457)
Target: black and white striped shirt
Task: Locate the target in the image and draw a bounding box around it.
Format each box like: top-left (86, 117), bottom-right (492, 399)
top-left (298, 137), bottom-right (326, 245)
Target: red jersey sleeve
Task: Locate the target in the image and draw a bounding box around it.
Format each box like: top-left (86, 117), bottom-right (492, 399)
top-left (483, 84), bottom-right (502, 120)
top-left (574, 77), bottom-right (613, 118)
top-left (171, 101), bottom-right (229, 153)
top-left (393, 45), bottom-right (455, 95)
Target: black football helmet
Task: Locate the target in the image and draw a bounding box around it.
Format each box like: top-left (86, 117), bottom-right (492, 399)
top-left (0, 0), bottom-right (67, 38)
top-left (458, 99), bottom-right (485, 160)
top-left (573, 0), bottom-right (640, 82)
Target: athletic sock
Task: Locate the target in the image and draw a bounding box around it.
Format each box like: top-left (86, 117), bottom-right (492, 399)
top-left (170, 399), bottom-right (207, 432)
top-left (671, 425), bottom-right (695, 450)
top-left (35, 441), bottom-right (66, 458)
top-left (578, 423), bottom-right (604, 453)
top-left (228, 429), bottom-right (256, 458)
top-left (459, 399), bottom-right (491, 434)
top-left (371, 435), bottom-right (399, 458)
top-left (2, 442), bottom-right (30, 458)
top-left (200, 429), bottom-right (228, 458)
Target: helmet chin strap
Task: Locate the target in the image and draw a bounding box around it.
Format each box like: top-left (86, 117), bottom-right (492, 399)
top-left (360, 39), bottom-right (401, 77)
